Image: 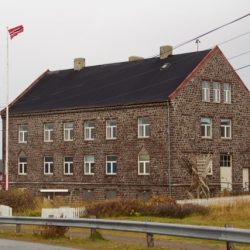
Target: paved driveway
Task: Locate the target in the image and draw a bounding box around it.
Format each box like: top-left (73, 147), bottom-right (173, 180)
top-left (0, 239), bottom-right (78, 250)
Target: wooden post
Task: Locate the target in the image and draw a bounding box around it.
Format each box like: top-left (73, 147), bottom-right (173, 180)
top-left (146, 233), bottom-right (154, 248)
top-left (16, 224), bottom-right (21, 233)
top-left (225, 224), bottom-right (235, 250)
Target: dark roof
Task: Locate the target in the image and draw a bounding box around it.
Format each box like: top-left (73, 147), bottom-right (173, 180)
top-left (10, 49), bottom-right (211, 113)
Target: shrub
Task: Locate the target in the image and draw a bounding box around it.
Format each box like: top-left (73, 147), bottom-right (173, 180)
top-left (40, 226), bottom-right (69, 239)
top-left (86, 196), bottom-right (208, 218)
top-left (0, 189), bottom-right (36, 213)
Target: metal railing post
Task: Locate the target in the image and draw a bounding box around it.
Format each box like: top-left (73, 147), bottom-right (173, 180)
top-left (146, 233), bottom-right (154, 247)
top-left (225, 224), bottom-right (235, 250)
top-left (16, 224), bottom-right (21, 233)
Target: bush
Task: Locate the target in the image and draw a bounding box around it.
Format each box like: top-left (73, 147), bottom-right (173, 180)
top-left (40, 226), bottom-right (69, 239)
top-left (86, 196), bottom-right (208, 218)
top-left (0, 189), bottom-right (37, 213)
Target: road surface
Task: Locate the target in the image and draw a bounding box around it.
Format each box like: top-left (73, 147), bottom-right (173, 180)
top-left (0, 239), bottom-right (78, 250)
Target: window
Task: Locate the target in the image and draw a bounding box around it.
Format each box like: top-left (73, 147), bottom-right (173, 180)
top-left (224, 83), bottom-right (231, 103)
top-left (207, 160), bottom-right (213, 175)
top-left (213, 82), bottom-right (220, 103)
top-left (18, 157), bottom-right (27, 175)
top-left (106, 120), bottom-right (117, 139)
top-left (64, 122), bottom-right (73, 141)
top-left (18, 125), bottom-right (28, 143)
top-left (64, 156), bottom-right (73, 175)
top-left (84, 121), bottom-right (95, 140)
top-left (138, 117), bottom-right (150, 138)
top-left (44, 156), bottom-right (54, 175)
top-left (201, 118), bottom-right (212, 138)
top-left (84, 156), bottom-right (95, 175)
top-left (138, 154), bottom-right (150, 175)
top-left (202, 81), bottom-right (210, 102)
top-left (220, 154), bottom-right (232, 167)
top-left (44, 123), bottom-right (54, 142)
top-left (106, 156), bottom-right (117, 175)
top-left (221, 119), bottom-right (231, 139)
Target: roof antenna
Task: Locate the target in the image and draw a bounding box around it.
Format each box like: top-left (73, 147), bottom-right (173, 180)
top-left (195, 39), bottom-right (201, 52)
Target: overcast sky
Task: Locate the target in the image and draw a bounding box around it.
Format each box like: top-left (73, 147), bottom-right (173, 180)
top-left (0, 0), bottom-right (250, 158)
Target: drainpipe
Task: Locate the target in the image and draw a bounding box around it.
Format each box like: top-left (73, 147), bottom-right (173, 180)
top-left (167, 101), bottom-right (172, 196)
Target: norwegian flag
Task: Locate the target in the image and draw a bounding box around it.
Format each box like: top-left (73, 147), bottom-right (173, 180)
top-left (8, 25), bottom-right (24, 39)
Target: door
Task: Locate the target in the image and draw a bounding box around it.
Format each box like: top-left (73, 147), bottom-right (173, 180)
top-left (243, 168), bottom-right (249, 191)
top-left (220, 167), bottom-right (232, 191)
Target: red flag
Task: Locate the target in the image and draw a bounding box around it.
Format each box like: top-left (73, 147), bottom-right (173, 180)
top-left (8, 25), bottom-right (24, 39)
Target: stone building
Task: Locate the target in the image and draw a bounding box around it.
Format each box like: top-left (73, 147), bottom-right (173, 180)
top-left (1, 46), bottom-right (250, 200)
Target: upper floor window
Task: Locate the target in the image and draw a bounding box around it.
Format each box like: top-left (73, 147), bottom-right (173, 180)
top-left (202, 81), bottom-right (210, 102)
top-left (18, 124), bottom-right (28, 143)
top-left (106, 155), bottom-right (117, 175)
top-left (84, 121), bottom-right (95, 140)
top-left (64, 156), bottom-right (73, 175)
top-left (84, 155), bottom-right (95, 175)
top-left (64, 122), bottom-right (73, 141)
top-left (138, 154), bottom-right (150, 175)
top-left (224, 83), bottom-right (231, 103)
top-left (106, 120), bottom-right (117, 140)
top-left (201, 118), bottom-right (212, 138)
top-left (221, 119), bottom-right (231, 139)
top-left (212, 82), bottom-right (220, 103)
top-left (44, 156), bottom-right (54, 175)
top-left (220, 154), bottom-right (232, 167)
top-left (138, 117), bottom-right (150, 138)
top-left (44, 123), bottom-right (54, 142)
top-left (18, 157), bottom-right (27, 175)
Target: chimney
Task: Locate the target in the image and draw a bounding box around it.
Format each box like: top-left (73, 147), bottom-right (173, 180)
top-left (129, 56), bottom-right (144, 62)
top-left (74, 58), bottom-right (85, 71)
top-left (160, 45), bottom-right (173, 59)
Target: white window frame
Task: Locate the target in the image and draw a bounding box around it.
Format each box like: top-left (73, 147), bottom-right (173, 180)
top-left (138, 117), bottom-right (150, 138)
top-left (213, 82), bottom-right (220, 103)
top-left (84, 121), bottom-right (95, 141)
top-left (106, 120), bottom-right (117, 140)
top-left (64, 157), bottom-right (73, 175)
top-left (44, 123), bottom-right (54, 142)
top-left (84, 156), bottom-right (95, 175)
top-left (201, 117), bottom-right (212, 138)
top-left (44, 156), bottom-right (54, 175)
top-left (138, 154), bottom-right (150, 175)
top-left (64, 122), bottom-right (73, 141)
top-left (221, 119), bottom-right (232, 139)
top-left (18, 157), bottom-right (27, 175)
top-left (224, 83), bottom-right (231, 104)
top-left (220, 154), bottom-right (232, 167)
top-left (18, 125), bottom-right (28, 143)
top-left (106, 156), bottom-right (117, 175)
top-left (202, 81), bottom-right (210, 102)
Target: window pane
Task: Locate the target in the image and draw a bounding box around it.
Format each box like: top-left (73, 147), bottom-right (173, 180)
top-left (139, 117), bottom-right (149, 125)
top-left (107, 156), bottom-right (117, 161)
top-left (113, 127), bottom-right (117, 138)
top-left (107, 127), bottom-right (111, 138)
top-left (113, 163), bottom-right (117, 173)
top-left (65, 157), bottom-right (73, 162)
top-left (85, 156), bottom-right (94, 162)
top-left (64, 122), bottom-right (73, 128)
top-left (139, 154), bottom-right (150, 161)
top-left (139, 163), bottom-right (144, 173)
top-left (145, 162), bottom-right (150, 174)
top-left (19, 157), bottom-right (27, 162)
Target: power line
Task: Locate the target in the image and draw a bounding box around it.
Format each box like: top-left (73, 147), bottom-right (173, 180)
top-left (150, 13), bottom-right (250, 58)
top-left (229, 50), bottom-right (250, 60)
top-left (218, 31), bottom-right (250, 46)
top-left (235, 65), bottom-right (250, 71)
top-left (174, 13), bottom-right (250, 50)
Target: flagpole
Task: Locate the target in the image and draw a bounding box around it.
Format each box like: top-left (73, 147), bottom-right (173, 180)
top-left (5, 26), bottom-right (9, 191)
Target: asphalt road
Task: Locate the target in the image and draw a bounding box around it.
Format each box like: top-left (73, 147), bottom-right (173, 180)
top-left (0, 239), bottom-right (78, 250)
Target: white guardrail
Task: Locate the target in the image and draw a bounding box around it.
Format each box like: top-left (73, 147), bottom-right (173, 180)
top-left (0, 216), bottom-right (249, 248)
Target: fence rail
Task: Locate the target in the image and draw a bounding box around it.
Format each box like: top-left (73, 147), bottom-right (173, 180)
top-left (0, 216), bottom-right (249, 247)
